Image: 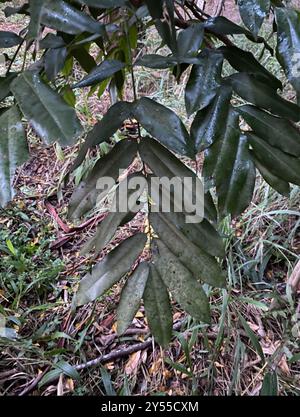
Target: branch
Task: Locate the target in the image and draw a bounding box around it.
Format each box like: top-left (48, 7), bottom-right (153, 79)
top-left (287, 260), bottom-right (300, 294)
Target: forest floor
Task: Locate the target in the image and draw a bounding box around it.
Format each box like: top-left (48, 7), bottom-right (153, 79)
top-left (0, 2), bottom-right (300, 396)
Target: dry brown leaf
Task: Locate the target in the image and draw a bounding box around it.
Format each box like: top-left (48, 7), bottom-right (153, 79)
top-left (125, 351), bottom-right (141, 375)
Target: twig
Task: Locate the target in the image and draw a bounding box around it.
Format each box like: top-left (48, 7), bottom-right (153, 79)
top-left (19, 366), bottom-right (50, 396)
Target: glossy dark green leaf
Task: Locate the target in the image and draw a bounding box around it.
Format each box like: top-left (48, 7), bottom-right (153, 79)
top-left (275, 7), bottom-right (300, 96)
top-left (73, 60), bottom-right (125, 89)
top-left (41, 0), bottom-right (105, 35)
top-left (153, 239), bottom-right (211, 323)
top-left (71, 46), bottom-right (97, 73)
top-left (238, 104), bottom-right (300, 157)
top-left (39, 33), bottom-right (66, 49)
top-left (4, 4), bottom-right (29, 18)
top-left (204, 16), bottom-right (253, 35)
top-left (27, 0), bottom-right (46, 41)
top-left (0, 106), bottom-right (29, 207)
top-left (117, 262), bottom-right (149, 335)
top-left (0, 31), bottom-right (22, 48)
top-left (185, 49), bottom-right (223, 116)
top-left (74, 233), bottom-right (147, 306)
top-left (228, 73), bottom-right (300, 121)
top-left (247, 132), bottom-right (300, 186)
top-left (177, 23), bottom-right (204, 58)
top-left (204, 112), bottom-right (256, 216)
top-left (0, 72), bottom-right (18, 101)
top-left (144, 0), bottom-right (163, 19)
top-left (143, 264), bottom-right (172, 347)
top-left (44, 47), bottom-right (67, 81)
top-left (69, 140), bottom-right (137, 219)
top-left (150, 212), bottom-right (226, 288)
top-left (11, 71), bottom-right (83, 146)
top-left (260, 371), bottom-right (278, 396)
top-left (72, 101), bottom-right (135, 170)
top-left (134, 97), bottom-right (193, 156)
top-left (237, 0), bottom-right (270, 38)
top-left (191, 85), bottom-right (232, 151)
top-left (219, 46), bottom-right (281, 90)
top-left (251, 151), bottom-right (290, 196)
top-left (135, 54), bottom-right (177, 69)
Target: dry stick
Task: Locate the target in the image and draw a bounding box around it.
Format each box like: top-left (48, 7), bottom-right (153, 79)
top-left (75, 319), bottom-right (185, 371)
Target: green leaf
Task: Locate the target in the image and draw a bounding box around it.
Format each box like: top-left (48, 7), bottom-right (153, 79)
top-left (39, 33), bottom-right (66, 49)
top-left (4, 4), bottom-right (29, 18)
top-left (150, 212), bottom-right (226, 288)
top-left (239, 313), bottom-right (265, 363)
top-left (134, 97), bottom-right (193, 156)
top-left (228, 73), bottom-right (300, 121)
top-left (81, 173), bottom-right (146, 254)
top-left (73, 60), bottom-right (125, 89)
top-left (44, 47), bottom-right (68, 81)
top-left (39, 361), bottom-right (80, 388)
top-left (0, 31), bottom-right (22, 48)
top-left (11, 71), bottom-right (83, 146)
top-left (153, 239), bottom-right (211, 323)
top-left (143, 264), bottom-right (173, 347)
top-left (135, 54), bottom-right (177, 69)
top-left (275, 7), bottom-right (300, 96)
top-left (144, 0), bottom-right (163, 19)
top-left (27, 0), bottom-right (46, 41)
top-left (117, 262), bottom-right (149, 335)
top-left (72, 101), bottom-right (135, 170)
top-left (204, 111), bottom-right (256, 216)
top-left (71, 46), bottom-right (97, 73)
top-left (191, 85), bottom-right (232, 151)
top-left (247, 132), bottom-right (300, 186)
top-left (205, 15), bottom-right (253, 35)
top-left (177, 23), bottom-right (204, 58)
top-left (0, 106), bottom-right (29, 207)
top-left (251, 152), bottom-right (290, 197)
top-left (238, 104), bottom-right (300, 157)
top-left (219, 46), bottom-right (281, 90)
top-left (260, 371), bottom-right (278, 396)
top-left (69, 140), bottom-right (137, 219)
top-left (40, 0), bottom-right (105, 35)
top-left (74, 233), bottom-right (147, 306)
top-left (237, 0), bottom-right (270, 38)
top-left (185, 49), bottom-right (223, 116)
top-left (0, 73), bottom-right (18, 101)
top-left (161, 211), bottom-right (225, 258)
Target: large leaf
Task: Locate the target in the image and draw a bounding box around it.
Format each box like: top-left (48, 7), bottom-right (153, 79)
top-left (135, 54), bottom-right (177, 69)
top-left (238, 104), bottom-right (300, 157)
top-left (69, 140), bottom-right (137, 219)
top-left (143, 264), bottom-right (173, 347)
top-left (237, 0), bottom-right (270, 38)
top-left (27, 0), bottom-right (46, 41)
top-left (72, 101), bottom-right (135, 170)
top-left (228, 73), bottom-right (300, 121)
top-left (185, 49), bottom-right (223, 116)
top-left (219, 46), bottom-right (281, 90)
top-left (44, 47), bottom-right (68, 81)
top-left (153, 239), bottom-right (211, 323)
top-left (190, 85), bottom-right (232, 151)
top-left (40, 0), bottom-right (105, 35)
top-left (117, 262), bottom-right (149, 335)
top-left (73, 60), bottom-right (125, 89)
top-left (275, 7), bottom-right (300, 96)
top-left (177, 23), bottom-right (204, 58)
top-left (251, 152), bottom-right (290, 197)
top-left (74, 233), bottom-right (147, 306)
top-left (134, 97), bottom-right (193, 156)
top-left (0, 73), bottom-right (18, 101)
top-left (247, 132), bottom-right (300, 186)
top-left (0, 106), bottom-right (28, 207)
top-left (150, 212), bottom-right (226, 288)
top-left (0, 31), bottom-right (22, 48)
top-left (260, 371), bottom-right (278, 396)
top-left (204, 111), bottom-right (256, 216)
top-left (11, 71), bottom-right (83, 146)
top-left (81, 173), bottom-right (146, 254)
